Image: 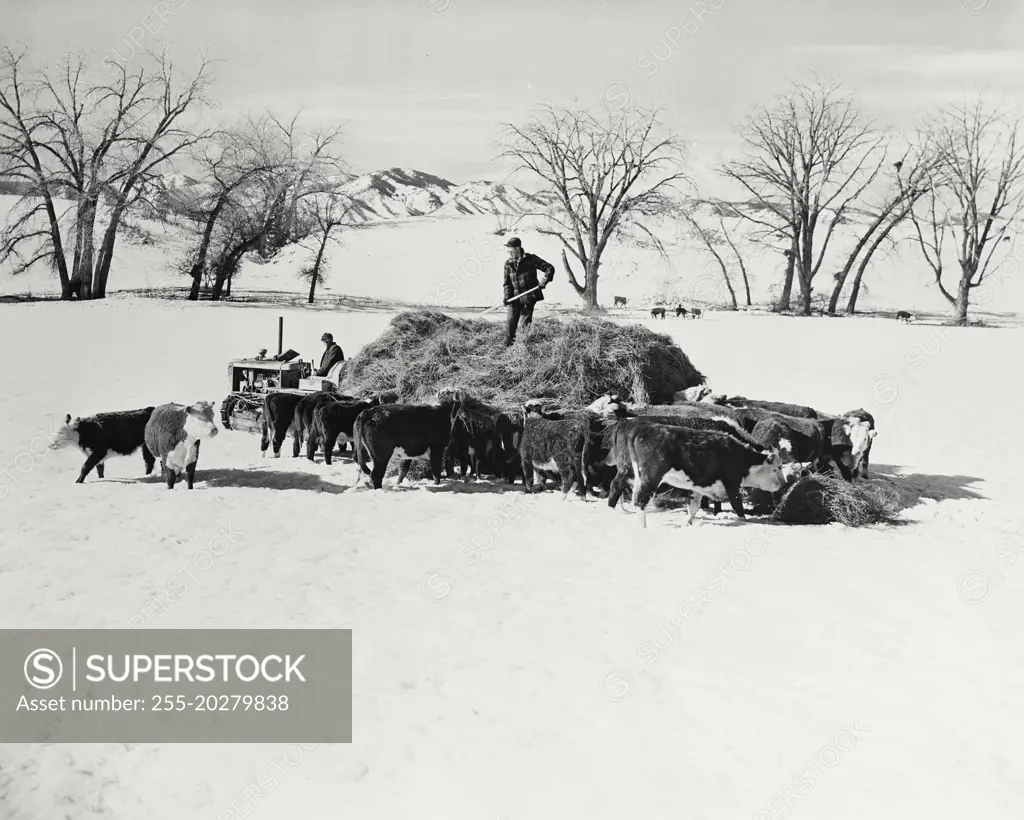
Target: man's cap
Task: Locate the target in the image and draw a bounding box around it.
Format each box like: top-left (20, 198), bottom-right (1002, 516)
top-left (505, 236), bottom-right (522, 248)
top-left (321, 333), bottom-right (333, 341)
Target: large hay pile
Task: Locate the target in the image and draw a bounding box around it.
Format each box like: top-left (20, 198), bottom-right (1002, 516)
top-left (339, 310), bottom-right (705, 410)
top-left (770, 474), bottom-right (900, 526)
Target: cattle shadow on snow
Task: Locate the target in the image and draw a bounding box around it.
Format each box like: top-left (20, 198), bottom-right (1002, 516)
top-left (188, 468), bottom-right (350, 494)
top-left (867, 463), bottom-right (986, 504)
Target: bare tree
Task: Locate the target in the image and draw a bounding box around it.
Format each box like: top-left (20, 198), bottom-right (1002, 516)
top-left (717, 211), bottom-right (752, 306)
top-left (909, 99), bottom-right (1024, 325)
top-left (0, 49), bottom-right (210, 299)
top-left (723, 79), bottom-right (885, 314)
top-left (828, 149), bottom-right (935, 313)
top-left (681, 208), bottom-right (738, 309)
top-left (499, 105), bottom-right (691, 309)
top-left (181, 128), bottom-right (278, 300)
top-left (298, 192), bottom-right (355, 304)
top-left (0, 49), bottom-right (74, 294)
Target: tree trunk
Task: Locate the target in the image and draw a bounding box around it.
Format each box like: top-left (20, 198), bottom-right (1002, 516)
top-left (829, 217), bottom-right (887, 314)
top-left (778, 251), bottom-right (795, 311)
top-left (92, 206), bottom-right (126, 299)
top-left (584, 260), bottom-right (599, 309)
top-left (70, 198), bottom-right (97, 298)
top-left (798, 227), bottom-right (814, 316)
top-left (308, 231), bottom-right (330, 304)
top-left (188, 203), bottom-right (226, 301)
top-left (845, 212), bottom-right (907, 315)
top-left (951, 270), bottom-right (972, 325)
top-left (718, 216), bottom-right (751, 306)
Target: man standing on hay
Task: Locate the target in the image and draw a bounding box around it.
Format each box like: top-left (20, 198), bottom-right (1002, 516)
top-left (503, 236), bottom-right (555, 347)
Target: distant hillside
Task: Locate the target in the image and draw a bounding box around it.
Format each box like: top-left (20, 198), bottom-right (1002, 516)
top-left (146, 166), bottom-right (556, 224)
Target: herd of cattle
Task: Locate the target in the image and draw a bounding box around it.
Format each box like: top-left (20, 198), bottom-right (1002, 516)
top-left (610, 297), bottom-right (703, 320)
top-left (49, 383), bottom-right (877, 527)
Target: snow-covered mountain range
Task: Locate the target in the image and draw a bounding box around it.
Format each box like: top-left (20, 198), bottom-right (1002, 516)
top-left (151, 166), bottom-right (558, 224)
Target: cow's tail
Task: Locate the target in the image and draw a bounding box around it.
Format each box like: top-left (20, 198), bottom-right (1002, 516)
top-left (349, 413), bottom-right (371, 488)
top-left (310, 405), bottom-right (328, 452)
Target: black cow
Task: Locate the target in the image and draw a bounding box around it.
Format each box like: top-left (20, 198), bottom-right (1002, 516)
top-left (313, 397), bottom-right (382, 465)
top-left (675, 306), bottom-right (688, 318)
top-left (689, 308), bottom-right (703, 319)
top-left (896, 310), bottom-right (914, 323)
top-left (351, 395), bottom-right (463, 489)
top-left (50, 407), bottom-right (156, 483)
top-left (613, 296), bottom-right (628, 307)
top-left (632, 402), bottom-right (751, 430)
top-left (494, 411), bottom-right (524, 483)
top-left (292, 392), bottom-right (358, 459)
top-left (606, 420), bottom-right (786, 528)
top-left (650, 307), bottom-right (666, 319)
top-left (261, 392), bottom-right (304, 459)
top-left (750, 417), bottom-right (821, 479)
top-left (724, 396), bottom-right (819, 419)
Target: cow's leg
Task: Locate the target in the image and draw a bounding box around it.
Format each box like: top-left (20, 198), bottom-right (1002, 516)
top-left (272, 423), bottom-right (287, 458)
top-left (559, 467), bottom-right (573, 501)
top-left (293, 426), bottom-right (303, 458)
top-left (607, 468), bottom-right (630, 509)
top-left (96, 462), bottom-right (105, 479)
top-left (142, 444), bottom-right (156, 476)
top-left (429, 448), bottom-right (445, 485)
top-left (573, 463), bottom-right (588, 500)
top-left (396, 459), bottom-right (412, 486)
top-left (162, 459), bottom-right (176, 490)
top-left (305, 427), bottom-right (318, 462)
top-left (370, 454), bottom-right (389, 490)
top-left (322, 429), bottom-right (340, 466)
top-left (185, 442), bottom-right (201, 489)
top-left (725, 486), bottom-right (746, 519)
top-left (521, 458), bottom-right (536, 493)
top-left (76, 448), bottom-right (107, 483)
top-left (260, 419), bottom-right (270, 458)
top-left (686, 493), bottom-right (702, 525)
top-left (635, 479), bottom-right (657, 529)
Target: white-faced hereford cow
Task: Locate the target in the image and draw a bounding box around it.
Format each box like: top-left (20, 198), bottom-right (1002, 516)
top-left (144, 401), bottom-right (219, 489)
top-left (606, 420), bottom-right (786, 528)
top-left (830, 409), bottom-right (876, 480)
top-left (351, 393), bottom-right (463, 489)
top-left (50, 407), bottom-right (156, 483)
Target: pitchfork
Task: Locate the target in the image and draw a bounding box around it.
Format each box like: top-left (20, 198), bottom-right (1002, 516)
top-left (480, 285), bottom-right (542, 315)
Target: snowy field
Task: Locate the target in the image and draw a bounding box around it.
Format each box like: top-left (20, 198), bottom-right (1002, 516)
top-left (1, 297), bottom-right (1023, 819)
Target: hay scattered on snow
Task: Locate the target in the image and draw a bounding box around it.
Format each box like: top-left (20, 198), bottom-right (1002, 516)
top-left (339, 310), bottom-right (705, 411)
top-left (770, 474), bottom-right (901, 526)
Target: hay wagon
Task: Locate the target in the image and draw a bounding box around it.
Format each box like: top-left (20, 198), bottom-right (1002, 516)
top-left (219, 316), bottom-right (343, 434)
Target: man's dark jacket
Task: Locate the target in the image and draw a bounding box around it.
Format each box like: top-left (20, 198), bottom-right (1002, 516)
top-left (316, 342), bottom-right (344, 377)
top-left (503, 251), bottom-right (555, 306)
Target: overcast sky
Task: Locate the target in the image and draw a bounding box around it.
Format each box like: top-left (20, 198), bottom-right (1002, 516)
top-left (6, 0), bottom-right (1023, 193)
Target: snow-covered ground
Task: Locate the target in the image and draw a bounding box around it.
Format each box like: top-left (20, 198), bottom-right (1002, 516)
top-left (1, 297), bottom-right (1022, 819)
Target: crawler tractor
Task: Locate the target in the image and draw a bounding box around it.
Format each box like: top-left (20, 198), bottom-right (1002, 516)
top-left (220, 316), bottom-right (342, 434)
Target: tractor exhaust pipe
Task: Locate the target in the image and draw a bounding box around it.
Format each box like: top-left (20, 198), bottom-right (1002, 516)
top-left (278, 316), bottom-right (283, 356)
